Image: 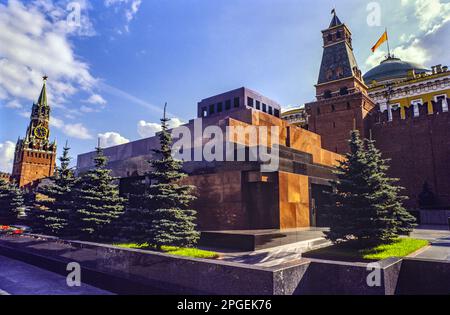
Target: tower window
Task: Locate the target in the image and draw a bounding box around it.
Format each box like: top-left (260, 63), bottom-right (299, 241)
top-left (331, 104), bottom-right (336, 112)
top-left (317, 108), bottom-right (321, 115)
top-left (324, 90), bottom-right (332, 99)
top-left (225, 100), bottom-right (231, 110)
top-left (340, 87), bottom-right (349, 95)
top-left (347, 102), bottom-right (351, 109)
top-left (336, 31), bottom-right (341, 39)
top-left (234, 97), bottom-right (240, 108)
top-left (274, 109), bottom-right (280, 117)
top-left (327, 33), bottom-right (332, 42)
top-left (247, 97), bottom-right (254, 107)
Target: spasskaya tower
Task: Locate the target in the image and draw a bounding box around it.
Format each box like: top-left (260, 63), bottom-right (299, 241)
top-left (12, 76), bottom-right (57, 188)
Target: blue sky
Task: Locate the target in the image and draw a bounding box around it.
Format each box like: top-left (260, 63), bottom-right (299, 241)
top-left (1, 0), bottom-right (449, 171)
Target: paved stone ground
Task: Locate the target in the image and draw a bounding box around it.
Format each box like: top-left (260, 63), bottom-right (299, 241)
top-left (0, 255), bottom-right (114, 295)
top-left (217, 225), bottom-right (450, 266)
top-left (408, 225), bottom-right (450, 261)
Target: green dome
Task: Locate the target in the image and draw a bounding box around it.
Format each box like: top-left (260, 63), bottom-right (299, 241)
top-left (363, 57), bottom-right (429, 84)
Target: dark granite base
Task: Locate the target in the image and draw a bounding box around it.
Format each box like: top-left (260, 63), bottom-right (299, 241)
top-left (199, 228), bottom-right (328, 251)
top-left (396, 258), bottom-right (450, 295)
top-left (1, 235), bottom-right (449, 295)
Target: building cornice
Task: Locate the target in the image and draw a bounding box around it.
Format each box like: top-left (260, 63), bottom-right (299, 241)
top-left (369, 71), bottom-right (450, 92)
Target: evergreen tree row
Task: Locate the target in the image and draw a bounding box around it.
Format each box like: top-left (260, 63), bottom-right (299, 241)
top-left (24, 106), bottom-right (199, 248)
top-left (28, 142), bottom-right (125, 241)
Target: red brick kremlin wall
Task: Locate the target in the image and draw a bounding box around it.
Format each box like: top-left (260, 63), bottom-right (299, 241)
top-left (370, 104), bottom-right (450, 208)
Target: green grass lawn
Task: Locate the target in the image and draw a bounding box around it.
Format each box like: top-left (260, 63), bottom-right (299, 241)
top-left (303, 238), bottom-right (429, 262)
top-left (114, 243), bottom-right (220, 259)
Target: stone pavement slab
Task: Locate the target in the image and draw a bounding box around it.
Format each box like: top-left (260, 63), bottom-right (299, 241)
top-left (408, 226), bottom-right (450, 261)
top-left (0, 255), bottom-right (113, 295)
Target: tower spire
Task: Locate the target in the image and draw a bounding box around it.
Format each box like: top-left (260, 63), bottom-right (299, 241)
top-left (37, 75), bottom-right (48, 107)
top-left (329, 8), bottom-right (342, 28)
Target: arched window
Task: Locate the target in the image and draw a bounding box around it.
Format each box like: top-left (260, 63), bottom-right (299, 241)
top-left (327, 33), bottom-right (333, 42)
top-left (324, 90), bottom-right (332, 99)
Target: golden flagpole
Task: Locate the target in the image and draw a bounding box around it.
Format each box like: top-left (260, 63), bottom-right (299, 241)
top-left (386, 28), bottom-right (391, 58)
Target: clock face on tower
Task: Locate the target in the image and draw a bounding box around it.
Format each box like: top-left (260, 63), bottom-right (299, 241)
top-left (34, 125), bottom-right (48, 139)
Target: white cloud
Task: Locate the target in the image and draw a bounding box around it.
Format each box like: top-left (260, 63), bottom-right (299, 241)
top-left (81, 94), bottom-right (107, 112)
top-left (104, 0), bottom-right (142, 32)
top-left (98, 132), bottom-right (130, 148)
top-left (391, 39), bottom-right (431, 65)
top-left (86, 94), bottom-right (107, 105)
top-left (126, 0), bottom-right (142, 23)
top-left (402, 0), bottom-right (450, 34)
top-left (366, 0), bottom-right (449, 70)
top-left (137, 118), bottom-right (184, 138)
top-left (0, 141), bottom-right (15, 173)
top-left (50, 116), bottom-right (92, 140)
top-left (0, 0), bottom-right (97, 112)
top-left (50, 116), bottom-right (64, 128)
top-left (80, 105), bottom-right (96, 113)
top-left (137, 120), bottom-right (161, 138)
top-left (63, 123), bottom-right (92, 140)
top-left (19, 111), bottom-right (30, 118)
top-left (5, 100), bottom-right (22, 109)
